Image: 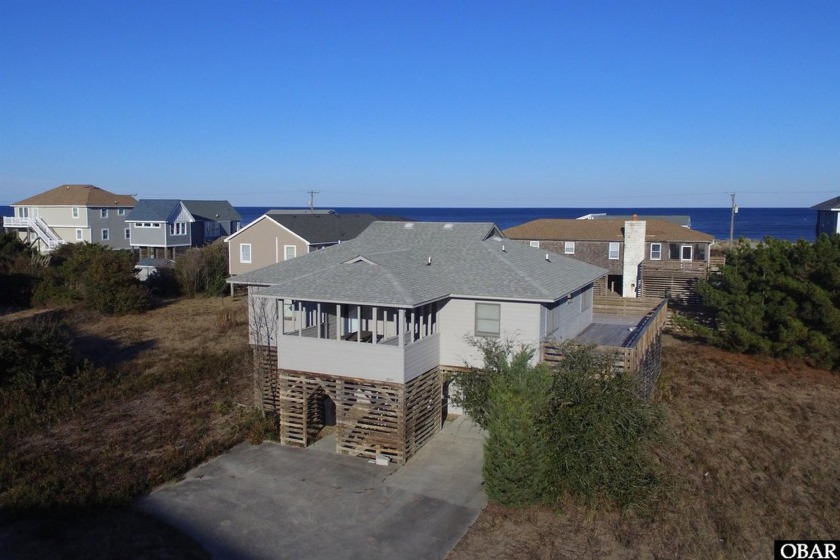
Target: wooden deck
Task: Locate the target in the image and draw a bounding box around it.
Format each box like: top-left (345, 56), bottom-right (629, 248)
top-left (544, 296), bottom-right (668, 398)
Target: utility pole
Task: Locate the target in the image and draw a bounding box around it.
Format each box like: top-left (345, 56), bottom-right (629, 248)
top-left (307, 190), bottom-right (319, 212)
top-left (729, 192), bottom-right (737, 245)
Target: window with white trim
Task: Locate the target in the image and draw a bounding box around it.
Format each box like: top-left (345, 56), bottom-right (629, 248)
top-left (170, 222), bottom-right (187, 235)
top-left (475, 303), bottom-right (501, 337)
top-left (100, 209), bottom-right (108, 218)
top-left (72, 207), bottom-right (79, 218)
top-left (608, 242), bottom-right (620, 260)
top-left (75, 229), bottom-right (83, 241)
top-left (681, 245), bottom-right (693, 261)
top-left (650, 243), bottom-right (662, 260)
top-left (240, 243), bottom-right (252, 263)
top-left (529, 240), bottom-right (540, 248)
top-left (101, 228), bottom-right (110, 241)
top-left (284, 245), bottom-right (297, 260)
top-left (565, 241), bottom-right (575, 254)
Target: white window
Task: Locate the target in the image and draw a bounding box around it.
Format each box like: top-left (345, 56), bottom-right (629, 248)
top-left (19, 207), bottom-right (28, 218)
top-left (240, 243), bottom-right (252, 263)
top-left (681, 245), bottom-right (693, 261)
top-left (100, 208), bottom-right (108, 218)
top-left (170, 222), bottom-right (187, 235)
top-left (72, 207), bottom-right (79, 218)
top-left (117, 208), bottom-right (126, 216)
top-left (650, 243), bottom-right (662, 260)
top-left (565, 241), bottom-right (575, 254)
top-left (124, 228), bottom-right (130, 239)
top-left (475, 303), bottom-right (501, 337)
top-left (101, 228), bottom-right (110, 241)
top-left (529, 240), bottom-right (540, 248)
top-left (75, 229), bottom-right (83, 241)
top-left (284, 245), bottom-right (297, 260)
top-left (608, 242), bottom-right (620, 260)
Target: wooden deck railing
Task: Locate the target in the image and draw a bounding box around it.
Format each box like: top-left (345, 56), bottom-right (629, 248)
top-left (593, 294), bottom-right (663, 316)
top-left (544, 297), bottom-right (668, 397)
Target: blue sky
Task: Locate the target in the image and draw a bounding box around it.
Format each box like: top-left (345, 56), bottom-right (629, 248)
top-left (1, 0), bottom-right (838, 208)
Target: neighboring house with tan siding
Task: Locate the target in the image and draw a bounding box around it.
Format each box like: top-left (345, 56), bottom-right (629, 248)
top-left (225, 212), bottom-right (379, 276)
top-left (504, 218), bottom-right (715, 302)
top-left (4, 184), bottom-right (136, 252)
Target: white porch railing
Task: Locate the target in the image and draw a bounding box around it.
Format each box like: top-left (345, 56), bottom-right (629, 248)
top-left (3, 216), bottom-right (66, 250)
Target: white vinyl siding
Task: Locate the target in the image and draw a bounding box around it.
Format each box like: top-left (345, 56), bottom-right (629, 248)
top-left (608, 242), bottom-right (620, 260)
top-left (284, 245), bottom-right (297, 260)
top-left (241, 243), bottom-right (252, 263)
top-left (475, 303), bottom-right (501, 337)
top-left (580, 288), bottom-right (592, 312)
top-left (650, 243), bottom-right (662, 260)
top-left (565, 241), bottom-right (575, 254)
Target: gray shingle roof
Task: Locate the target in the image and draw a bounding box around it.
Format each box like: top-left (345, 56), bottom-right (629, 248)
top-left (126, 199), bottom-right (241, 222)
top-left (811, 195), bottom-right (840, 211)
top-left (125, 200), bottom-right (182, 221)
top-left (267, 213), bottom-right (379, 244)
top-left (182, 200), bottom-right (241, 222)
top-left (231, 221), bottom-right (606, 307)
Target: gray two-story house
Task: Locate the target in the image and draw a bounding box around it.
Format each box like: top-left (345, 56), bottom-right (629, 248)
top-left (230, 221), bottom-right (606, 464)
top-left (126, 199), bottom-right (241, 258)
top-left (4, 184), bottom-right (136, 252)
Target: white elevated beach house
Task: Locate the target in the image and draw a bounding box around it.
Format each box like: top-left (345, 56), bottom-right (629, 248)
top-left (231, 221), bottom-right (606, 463)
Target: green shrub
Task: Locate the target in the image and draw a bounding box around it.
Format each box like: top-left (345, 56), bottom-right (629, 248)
top-left (175, 243), bottom-right (229, 297)
top-left (0, 320), bottom-right (76, 389)
top-left (545, 343), bottom-right (663, 507)
top-left (453, 339), bottom-right (664, 509)
top-left (697, 234), bottom-right (840, 370)
top-left (31, 243), bottom-right (150, 314)
top-left (0, 233), bottom-right (40, 307)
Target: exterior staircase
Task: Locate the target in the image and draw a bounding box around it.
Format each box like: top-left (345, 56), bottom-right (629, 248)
top-left (3, 216), bottom-right (66, 251)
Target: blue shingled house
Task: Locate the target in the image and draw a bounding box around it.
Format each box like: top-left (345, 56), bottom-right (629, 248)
top-left (126, 199), bottom-right (241, 258)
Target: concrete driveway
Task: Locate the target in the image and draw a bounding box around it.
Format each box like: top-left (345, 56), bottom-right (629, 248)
top-left (139, 416), bottom-right (486, 560)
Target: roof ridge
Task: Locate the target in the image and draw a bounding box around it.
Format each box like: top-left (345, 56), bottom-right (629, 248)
top-left (479, 241), bottom-right (553, 299)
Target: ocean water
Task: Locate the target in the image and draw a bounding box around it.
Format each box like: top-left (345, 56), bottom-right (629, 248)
top-left (0, 205), bottom-right (817, 242)
top-left (237, 206), bottom-right (817, 242)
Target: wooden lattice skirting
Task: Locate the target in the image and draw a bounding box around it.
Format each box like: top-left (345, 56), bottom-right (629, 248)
top-left (252, 350), bottom-right (444, 464)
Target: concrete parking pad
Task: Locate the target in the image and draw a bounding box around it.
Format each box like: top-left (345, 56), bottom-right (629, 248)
top-left (139, 416), bottom-right (486, 560)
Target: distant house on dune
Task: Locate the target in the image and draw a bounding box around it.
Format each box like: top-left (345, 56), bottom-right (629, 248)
top-left (126, 199), bottom-right (241, 259)
top-left (224, 211), bottom-right (381, 277)
top-left (504, 217), bottom-right (716, 303)
top-left (4, 184), bottom-right (136, 252)
top-left (812, 195), bottom-right (840, 236)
